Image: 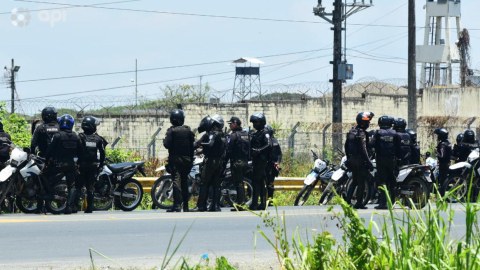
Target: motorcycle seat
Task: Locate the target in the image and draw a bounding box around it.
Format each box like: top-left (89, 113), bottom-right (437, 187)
top-left (106, 162), bottom-right (137, 173)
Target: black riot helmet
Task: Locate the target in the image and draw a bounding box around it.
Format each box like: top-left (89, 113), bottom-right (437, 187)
top-left (456, 133), bottom-right (464, 144)
top-left (41, 107), bottom-right (58, 122)
top-left (250, 113), bottom-right (267, 131)
top-left (355, 111), bottom-right (374, 129)
top-left (434, 128), bottom-right (449, 142)
top-left (378, 115), bottom-right (394, 129)
top-left (393, 118), bottom-right (407, 132)
top-left (170, 109), bottom-right (185, 127)
top-left (209, 114), bottom-right (224, 130)
top-left (464, 129), bottom-right (475, 143)
top-left (81, 116), bottom-right (100, 134)
top-left (265, 125), bottom-right (274, 136)
top-left (406, 129), bottom-right (417, 144)
top-left (197, 115), bottom-right (211, 134)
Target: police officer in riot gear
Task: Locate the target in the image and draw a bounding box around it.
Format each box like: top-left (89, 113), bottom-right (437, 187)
top-left (0, 119), bottom-right (12, 170)
top-left (406, 129), bottom-right (421, 165)
top-left (31, 107), bottom-right (59, 214)
top-left (265, 125), bottom-right (282, 203)
top-left (163, 109), bottom-right (195, 212)
top-left (371, 115), bottom-right (400, 209)
top-left (225, 117), bottom-right (250, 211)
top-left (249, 112), bottom-right (272, 210)
top-left (434, 128), bottom-right (452, 192)
top-left (191, 114), bottom-right (226, 212)
top-left (345, 111), bottom-right (374, 210)
top-left (393, 118), bottom-right (411, 166)
top-left (452, 133), bottom-right (465, 162)
top-left (73, 117), bottom-right (106, 214)
top-left (462, 129), bottom-right (479, 158)
top-left (44, 114), bottom-right (83, 214)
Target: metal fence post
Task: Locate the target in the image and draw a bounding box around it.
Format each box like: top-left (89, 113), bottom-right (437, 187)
top-left (111, 136), bottom-right (121, 149)
top-left (147, 126), bottom-right (163, 159)
top-left (322, 123), bottom-right (332, 159)
top-left (288, 122), bottom-right (300, 158)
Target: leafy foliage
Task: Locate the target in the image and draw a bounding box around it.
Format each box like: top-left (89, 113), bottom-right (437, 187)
top-left (0, 102), bottom-right (31, 147)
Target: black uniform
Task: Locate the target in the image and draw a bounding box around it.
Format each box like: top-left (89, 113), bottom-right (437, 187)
top-left (31, 121), bottom-right (59, 213)
top-left (44, 129), bottom-right (84, 213)
top-left (31, 121), bottom-right (59, 157)
top-left (436, 140), bottom-right (452, 190)
top-left (410, 142), bottom-right (421, 165)
top-left (74, 132), bottom-right (106, 212)
top-left (345, 126), bottom-right (372, 209)
top-left (198, 127), bottom-right (227, 211)
top-left (163, 125), bottom-right (195, 212)
top-left (397, 130), bottom-right (412, 166)
top-left (250, 128), bottom-right (272, 210)
top-left (265, 137), bottom-right (282, 200)
top-left (371, 128), bottom-right (400, 207)
top-left (226, 127), bottom-right (250, 207)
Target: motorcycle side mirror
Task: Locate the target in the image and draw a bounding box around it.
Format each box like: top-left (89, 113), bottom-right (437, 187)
top-left (23, 147), bottom-right (31, 154)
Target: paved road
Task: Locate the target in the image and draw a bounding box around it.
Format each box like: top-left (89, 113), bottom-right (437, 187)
top-left (0, 205), bottom-right (471, 269)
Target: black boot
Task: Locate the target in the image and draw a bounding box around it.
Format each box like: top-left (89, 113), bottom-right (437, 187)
top-left (84, 190), bottom-right (94, 213)
top-left (34, 200), bottom-right (44, 214)
top-left (208, 188), bottom-right (221, 212)
top-left (72, 192), bottom-right (81, 214)
top-left (374, 188), bottom-right (388, 210)
top-left (249, 184), bottom-right (260, 211)
top-left (64, 189), bottom-right (76, 215)
top-left (167, 186), bottom-right (182, 213)
top-left (258, 185), bottom-right (267, 210)
top-left (231, 186), bottom-right (246, 211)
top-left (190, 186), bottom-right (208, 212)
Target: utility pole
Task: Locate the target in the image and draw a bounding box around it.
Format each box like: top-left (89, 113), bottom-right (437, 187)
top-left (4, 59), bottom-right (20, 114)
top-left (10, 59), bottom-right (15, 114)
top-left (314, 0), bottom-right (372, 149)
top-left (408, 0), bottom-right (417, 129)
top-left (135, 59), bottom-right (138, 106)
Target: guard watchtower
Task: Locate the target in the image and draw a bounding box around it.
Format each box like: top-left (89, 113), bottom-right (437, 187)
top-left (417, 0), bottom-right (462, 87)
top-left (232, 57), bottom-right (264, 102)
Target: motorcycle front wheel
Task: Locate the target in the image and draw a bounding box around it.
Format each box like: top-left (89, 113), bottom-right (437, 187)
top-left (223, 178), bottom-right (253, 207)
top-left (151, 175), bottom-right (174, 210)
top-left (294, 184), bottom-right (315, 206)
top-left (441, 176), bottom-right (468, 203)
top-left (93, 178), bottom-right (113, 211)
top-left (114, 179), bottom-right (144, 211)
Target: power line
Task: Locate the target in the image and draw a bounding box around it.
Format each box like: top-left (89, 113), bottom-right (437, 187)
top-left (13, 0), bottom-right (480, 31)
top-left (7, 70), bottom-right (232, 102)
top-left (15, 48), bottom-right (332, 84)
top-left (1, 0), bottom-right (141, 15)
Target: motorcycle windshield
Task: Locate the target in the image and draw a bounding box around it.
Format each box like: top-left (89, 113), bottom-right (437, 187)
top-left (0, 165), bottom-right (16, 182)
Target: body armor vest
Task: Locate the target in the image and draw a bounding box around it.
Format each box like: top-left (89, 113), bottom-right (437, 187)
top-left (80, 133), bottom-right (100, 162)
top-left (169, 126), bottom-right (193, 157)
top-left (38, 122), bottom-right (59, 154)
top-left (231, 130), bottom-right (250, 161)
top-left (375, 129), bottom-right (396, 158)
top-left (397, 132), bottom-right (412, 161)
top-left (55, 131), bottom-right (79, 161)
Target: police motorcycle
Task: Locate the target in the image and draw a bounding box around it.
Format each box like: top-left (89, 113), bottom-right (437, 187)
top-left (294, 150), bottom-right (332, 206)
top-left (151, 153), bottom-right (253, 210)
top-left (441, 148), bottom-right (480, 203)
top-left (0, 146), bottom-right (67, 214)
top-left (318, 150), bottom-right (352, 205)
top-left (425, 153), bottom-right (439, 183)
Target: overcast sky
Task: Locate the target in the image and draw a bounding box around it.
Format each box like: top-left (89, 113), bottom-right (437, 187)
top-left (1, 0), bottom-right (480, 106)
